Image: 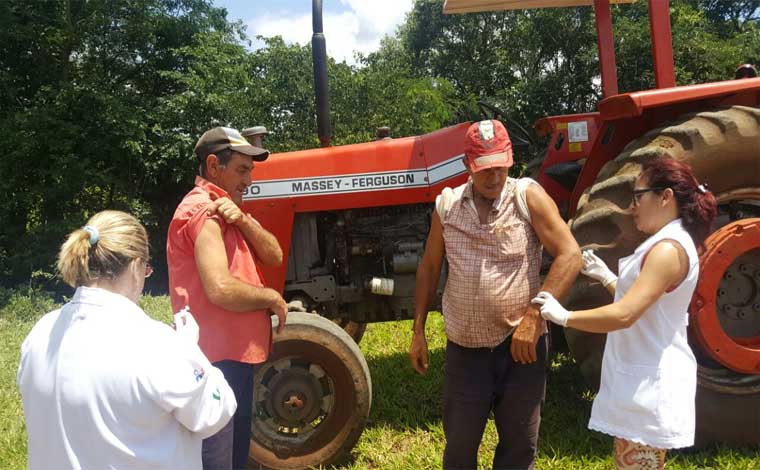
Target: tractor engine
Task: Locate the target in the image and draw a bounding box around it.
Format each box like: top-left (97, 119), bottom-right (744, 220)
top-left (284, 203), bottom-right (439, 323)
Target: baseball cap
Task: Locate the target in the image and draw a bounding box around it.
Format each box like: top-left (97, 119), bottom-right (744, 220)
top-left (464, 120), bottom-right (513, 172)
top-left (194, 126), bottom-right (269, 162)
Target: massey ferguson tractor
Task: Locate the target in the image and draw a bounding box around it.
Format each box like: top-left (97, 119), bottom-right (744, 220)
top-left (238, 1), bottom-right (760, 468)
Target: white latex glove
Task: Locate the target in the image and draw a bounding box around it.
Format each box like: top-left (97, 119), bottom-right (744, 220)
top-left (581, 249), bottom-right (617, 287)
top-left (531, 291), bottom-right (570, 327)
top-left (174, 306), bottom-right (200, 344)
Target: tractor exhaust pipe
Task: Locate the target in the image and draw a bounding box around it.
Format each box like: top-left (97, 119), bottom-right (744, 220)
top-left (312, 0), bottom-right (331, 148)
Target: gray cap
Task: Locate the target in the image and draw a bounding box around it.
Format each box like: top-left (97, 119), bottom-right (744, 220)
top-left (194, 126), bottom-right (269, 162)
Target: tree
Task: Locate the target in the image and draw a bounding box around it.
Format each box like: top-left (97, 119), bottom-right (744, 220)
top-left (697, 1), bottom-right (760, 30)
top-left (615, 0), bottom-right (759, 92)
top-left (0, 0), bottom-right (241, 290)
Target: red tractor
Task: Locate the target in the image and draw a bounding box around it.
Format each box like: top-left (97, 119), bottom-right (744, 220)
top-left (240, 1), bottom-right (760, 468)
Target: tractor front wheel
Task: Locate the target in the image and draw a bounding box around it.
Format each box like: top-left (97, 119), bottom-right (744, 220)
top-left (249, 312), bottom-right (372, 469)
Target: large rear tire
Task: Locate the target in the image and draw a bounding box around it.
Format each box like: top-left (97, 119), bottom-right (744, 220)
top-left (249, 312), bottom-right (372, 469)
top-left (565, 106), bottom-right (760, 445)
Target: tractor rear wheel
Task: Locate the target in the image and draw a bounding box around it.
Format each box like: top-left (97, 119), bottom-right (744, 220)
top-left (565, 105), bottom-right (760, 445)
top-left (249, 312), bottom-right (372, 469)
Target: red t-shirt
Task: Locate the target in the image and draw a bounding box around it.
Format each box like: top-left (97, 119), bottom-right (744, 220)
top-left (167, 176), bottom-right (271, 364)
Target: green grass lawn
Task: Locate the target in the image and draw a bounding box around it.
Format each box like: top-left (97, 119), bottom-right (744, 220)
top-left (1, 292), bottom-right (758, 469)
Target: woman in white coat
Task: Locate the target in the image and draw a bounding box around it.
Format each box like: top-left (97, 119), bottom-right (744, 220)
top-left (17, 210), bottom-right (237, 470)
top-left (533, 158), bottom-right (717, 469)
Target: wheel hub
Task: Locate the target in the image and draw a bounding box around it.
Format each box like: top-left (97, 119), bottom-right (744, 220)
top-left (253, 357), bottom-right (333, 441)
top-left (690, 218), bottom-right (760, 374)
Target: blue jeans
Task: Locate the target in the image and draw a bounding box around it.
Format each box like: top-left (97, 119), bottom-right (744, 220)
top-left (202, 360), bottom-right (254, 470)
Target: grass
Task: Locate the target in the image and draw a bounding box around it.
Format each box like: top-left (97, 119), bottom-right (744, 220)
top-left (1, 291), bottom-right (758, 469)
top-left (349, 318), bottom-right (760, 470)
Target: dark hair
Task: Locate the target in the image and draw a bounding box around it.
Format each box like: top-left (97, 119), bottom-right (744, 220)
top-left (199, 148), bottom-right (235, 177)
top-left (639, 158), bottom-right (717, 246)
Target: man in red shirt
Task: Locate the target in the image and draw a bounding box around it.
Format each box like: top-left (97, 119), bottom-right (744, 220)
top-left (167, 126), bottom-right (288, 469)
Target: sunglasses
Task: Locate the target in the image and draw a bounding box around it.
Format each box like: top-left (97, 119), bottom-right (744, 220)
top-left (632, 187), bottom-right (666, 206)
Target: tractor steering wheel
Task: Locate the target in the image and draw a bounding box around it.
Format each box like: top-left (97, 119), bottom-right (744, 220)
top-left (477, 101), bottom-right (536, 148)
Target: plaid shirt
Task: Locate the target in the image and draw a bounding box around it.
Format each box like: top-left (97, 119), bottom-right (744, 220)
top-left (440, 178), bottom-right (543, 348)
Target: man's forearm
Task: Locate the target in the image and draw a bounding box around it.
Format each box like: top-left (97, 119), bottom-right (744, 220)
top-left (208, 275), bottom-right (281, 313)
top-left (238, 215), bottom-right (283, 267)
top-left (412, 267), bottom-right (438, 334)
top-left (541, 250), bottom-right (582, 298)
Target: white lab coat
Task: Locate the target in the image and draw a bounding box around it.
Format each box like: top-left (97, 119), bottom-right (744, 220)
top-left (17, 286), bottom-right (237, 470)
top-left (588, 219), bottom-right (698, 449)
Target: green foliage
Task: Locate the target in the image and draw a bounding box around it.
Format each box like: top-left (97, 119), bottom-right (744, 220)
top-left (0, 287), bottom-right (57, 322)
top-left (614, 0), bottom-right (760, 92)
top-left (399, 1), bottom-right (602, 142)
top-left (0, 0), bottom-right (237, 289)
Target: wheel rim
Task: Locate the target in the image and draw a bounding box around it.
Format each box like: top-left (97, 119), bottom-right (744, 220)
top-left (255, 357), bottom-right (335, 444)
top-left (251, 341), bottom-right (356, 459)
top-left (249, 313), bottom-right (372, 469)
top-left (691, 220), bottom-right (760, 374)
top-left (690, 189), bottom-right (760, 376)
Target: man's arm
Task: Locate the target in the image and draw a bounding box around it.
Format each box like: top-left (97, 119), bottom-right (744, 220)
top-left (236, 214), bottom-right (283, 267)
top-left (206, 198), bottom-right (283, 267)
top-left (194, 219), bottom-right (288, 331)
top-left (511, 184), bottom-right (582, 364)
top-left (409, 212), bottom-right (446, 375)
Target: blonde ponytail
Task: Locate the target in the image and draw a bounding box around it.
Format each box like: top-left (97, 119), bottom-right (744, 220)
top-left (57, 211), bottom-right (149, 288)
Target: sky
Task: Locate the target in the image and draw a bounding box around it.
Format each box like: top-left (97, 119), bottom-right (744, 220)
top-left (213, 0), bottom-right (415, 65)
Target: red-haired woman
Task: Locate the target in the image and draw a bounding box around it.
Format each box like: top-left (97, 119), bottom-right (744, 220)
top-left (533, 158), bottom-right (717, 469)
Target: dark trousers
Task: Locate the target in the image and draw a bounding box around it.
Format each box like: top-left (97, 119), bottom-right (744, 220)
top-left (443, 335), bottom-right (548, 470)
top-left (202, 360), bottom-right (255, 470)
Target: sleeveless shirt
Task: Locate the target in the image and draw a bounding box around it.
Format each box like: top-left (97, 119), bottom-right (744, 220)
top-left (438, 178), bottom-right (544, 348)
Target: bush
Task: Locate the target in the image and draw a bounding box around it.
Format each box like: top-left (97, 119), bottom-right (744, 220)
top-left (0, 287), bottom-right (58, 323)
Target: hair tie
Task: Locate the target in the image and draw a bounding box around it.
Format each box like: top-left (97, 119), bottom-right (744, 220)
top-left (83, 226), bottom-right (99, 246)
top-left (697, 183), bottom-right (709, 194)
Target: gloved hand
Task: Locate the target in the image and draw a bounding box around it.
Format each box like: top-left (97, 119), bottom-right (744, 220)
top-left (581, 249), bottom-right (617, 287)
top-left (531, 291), bottom-right (570, 327)
top-left (174, 306), bottom-right (200, 344)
